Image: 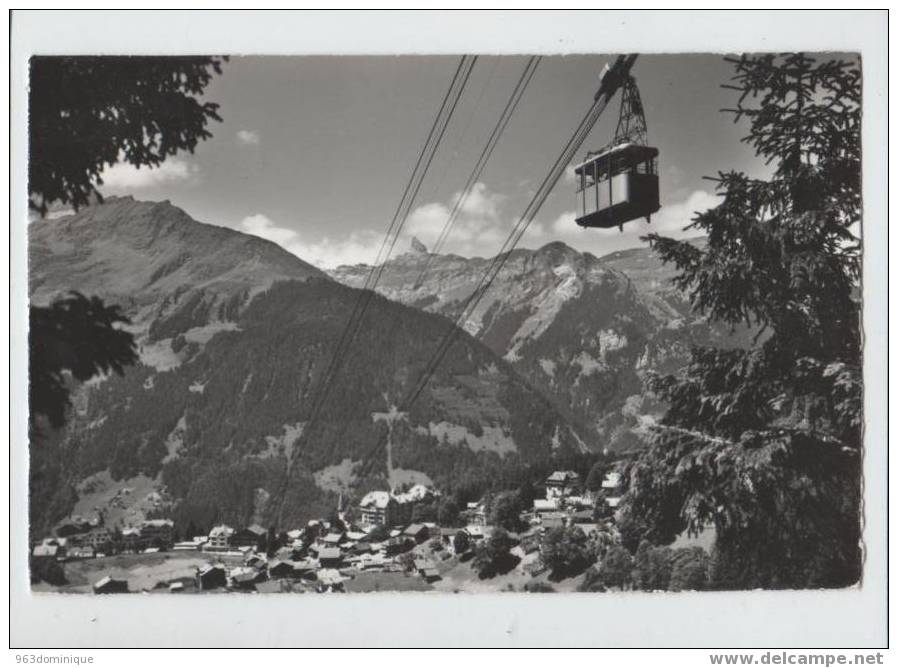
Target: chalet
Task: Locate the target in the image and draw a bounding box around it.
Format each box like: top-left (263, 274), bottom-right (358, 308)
top-left (93, 576), bottom-right (128, 594)
top-left (464, 525), bottom-right (485, 541)
top-left (162, 576), bottom-right (195, 594)
top-left (196, 564), bottom-right (227, 591)
top-left (231, 524), bottom-right (267, 550)
top-left (440, 527), bottom-right (459, 544)
top-left (293, 559), bottom-right (317, 580)
top-left (245, 554), bottom-right (267, 568)
top-left (345, 530), bottom-right (367, 542)
top-left (206, 525), bottom-right (235, 551)
top-left (533, 498), bottom-right (561, 518)
top-left (463, 501), bottom-right (487, 525)
top-left (601, 471), bottom-right (624, 508)
top-left (292, 560), bottom-right (317, 580)
top-left (384, 536), bottom-right (413, 556)
top-left (540, 512), bottom-right (567, 530)
top-left (321, 531), bottom-right (346, 547)
top-left (351, 541), bottom-right (372, 555)
top-left (173, 539), bottom-right (205, 551)
top-left (545, 471), bottom-right (581, 499)
top-left (317, 547), bottom-right (344, 569)
top-left (422, 568), bottom-right (441, 582)
top-left (140, 519), bottom-right (174, 547)
top-left (268, 560), bottom-right (296, 579)
top-left (32, 538), bottom-right (64, 559)
top-left (229, 566), bottom-right (261, 590)
top-left (570, 510), bottom-right (595, 525)
top-left (402, 523), bottom-right (430, 544)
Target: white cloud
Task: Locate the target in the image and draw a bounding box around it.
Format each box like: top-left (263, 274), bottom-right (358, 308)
top-left (238, 213), bottom-right (382, 269)
top-left (404, 183), bottom-right (719, 259)
top-left (537, 189), bottom-right (721, 258)
top-left (236, 129), bottom-right (260, 145)
top-left (99, 157), bottom-right (199, 191)
top-left (237, 187), bottom-right (721, 271)
top-left (404, 182), bottom-right (511, 257)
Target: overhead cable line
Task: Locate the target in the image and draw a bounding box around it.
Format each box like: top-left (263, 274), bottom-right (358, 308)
top-left (356, 54), bottom-right (638, 478)
top-left (413, 55), bottom-right (542, 289)
top-left (273, 55), bottom-right (477, 524)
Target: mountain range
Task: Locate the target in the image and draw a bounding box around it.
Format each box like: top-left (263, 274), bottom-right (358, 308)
top-left (331, 235), bottom-right (753, 453)
top-left (28, 198), bottom-right (591, 535)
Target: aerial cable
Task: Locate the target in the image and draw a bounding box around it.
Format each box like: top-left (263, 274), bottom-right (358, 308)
top-left (419, 56), bottom-right (501, 210)
top-left (413, 55), bottom-right (541, 290)
top-left (273, 55), bottom-right (477, 523)
top-left (356, 55), bottom-right (637, 478)
top-left (321, 56), bottom-right (536, 464)
top-left (308, 54), bottom-right (476, 415)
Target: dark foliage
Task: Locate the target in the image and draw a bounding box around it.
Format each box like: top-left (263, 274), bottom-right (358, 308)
top-left (30, 557), bottom-right (67, 586)
top-left (598, 544), bottom-right (634, 590)
top-left (453, 530), bottom-right (471, 555)
top-left (622, 54), bottom-right (862, 589)
top-left (488, 490), bottom-right (526, 532)
top-left (29, 292), bottom-right (138, 429)
top-left (668, 546), bottom-right (710, 592)
top-left (576, 566), bottom-right (607, 592)
top-left (29, 56), bottom-right (226, 214)
top-left (540, 526), bottom-right (594, 579)
top-left (472, 528), bottom-right (519, 579)
top-left (524, 581), bottom-right (555, 593)
top-left (633, 540), bottom-right (674, 591)
top-left (585, 460), bottom-right (610, 492)
top-left (366, 525), bottom-right (391, 543)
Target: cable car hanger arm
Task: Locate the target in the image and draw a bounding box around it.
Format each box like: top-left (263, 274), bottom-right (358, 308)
top-left (594, 54), bottom-right (638, 102)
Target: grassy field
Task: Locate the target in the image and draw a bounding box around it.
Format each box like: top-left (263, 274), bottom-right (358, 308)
top-left (343, 570), bottom-right (433, 593)
top-left (36, 552), bottom-right (243, 594)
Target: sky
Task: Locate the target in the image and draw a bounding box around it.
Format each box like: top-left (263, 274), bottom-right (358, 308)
top-left (98, 54), bottom-right (771, 268)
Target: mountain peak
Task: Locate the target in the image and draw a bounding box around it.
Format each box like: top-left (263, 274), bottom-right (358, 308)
top-left (410, 236), bottom-right (428, 254)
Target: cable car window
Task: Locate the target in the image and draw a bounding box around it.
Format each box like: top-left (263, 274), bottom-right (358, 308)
top-left (582, 162), bottom-right (596, 190)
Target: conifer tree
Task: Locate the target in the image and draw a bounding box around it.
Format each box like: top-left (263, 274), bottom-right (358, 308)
top-left (621, 53), bottom-right (862, 588)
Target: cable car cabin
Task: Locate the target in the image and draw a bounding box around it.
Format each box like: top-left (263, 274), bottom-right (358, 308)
top-left (574, 143), bottom-right (660, 229)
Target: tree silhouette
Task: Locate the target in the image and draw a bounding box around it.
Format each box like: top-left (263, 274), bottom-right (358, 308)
top-left (29, 56), bottom-right (226, 215)
top-left (30, 292), bottom-right (138, 430)
top-left (622, 54), bottom-right (862, 588)
top-left (28, 56), bottom-right (226, 433)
